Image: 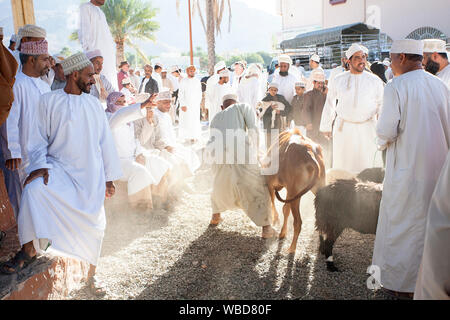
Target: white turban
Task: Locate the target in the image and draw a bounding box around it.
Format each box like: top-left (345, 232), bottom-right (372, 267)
top-left (169, 65), bottom-right (179, 73)
top-left (18, 24), bottom-right (46, 39)
top-left (61, 52), bottom-right (93, 76)
top-left (295, 81), bottom-right (306, 88)
top-left (345, 43), bottom-right (364, 59)
top-left (278, 54), bottom-right (292, 65)
top-left (423, 39), bottom-right (447, 53)
top-left (390, 39), bottom-right (424, 55)
top-left (246, 64), bottom-right (260, 76)
top-left (214, 61), bottom-right (226, 73)
top-left (311, 69), bottom-right (325, 82)
top-left (85, 49), bottom-right (102, 60)
top-left (310, 54), bottom-right (320, 63)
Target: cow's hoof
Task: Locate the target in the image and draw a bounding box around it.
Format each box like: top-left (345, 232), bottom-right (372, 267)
top-left (326, 261), bottom-right (339, 272)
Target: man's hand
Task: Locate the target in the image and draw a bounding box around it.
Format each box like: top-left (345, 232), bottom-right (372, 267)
top-left (165, 146), bottom-right (174, 153)
top-left (24, 168), bottom-right (49, 187)
top-left (5, 158), bottom-right (22, 171)
top-left (141, 93), bottom-right (158, 108)
top-left (105, 181), bottom-right (115, 199)
top-left (322, 132), bottom-right (332, 140)
top-left (181, 106), bottom-right (187, 112)
top-left (136, 154), bottom-right (146, 165)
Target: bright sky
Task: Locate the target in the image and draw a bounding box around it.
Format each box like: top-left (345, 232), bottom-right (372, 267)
top-left (242, 0), bottom-right (278, 16)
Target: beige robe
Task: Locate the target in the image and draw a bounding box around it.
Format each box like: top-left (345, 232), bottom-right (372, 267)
top-left (207, 103), bottom-right (272, 226)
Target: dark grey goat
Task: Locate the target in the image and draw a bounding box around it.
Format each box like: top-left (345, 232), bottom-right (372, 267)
top-left (315, 168), bottom-right (384, 272)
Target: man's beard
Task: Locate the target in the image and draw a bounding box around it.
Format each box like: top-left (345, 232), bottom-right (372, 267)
top-left (279, 71), bottom-right (289, 76)
top-left (425, 59), bottom-right (440, 75)
top-left (77, 77), bottom-right (92, 93)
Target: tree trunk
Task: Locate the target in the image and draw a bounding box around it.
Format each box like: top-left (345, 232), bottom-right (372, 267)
top-left (206, 0), bottom-right (215, 75)
top-left (116, 39), bottom-right (125, 68)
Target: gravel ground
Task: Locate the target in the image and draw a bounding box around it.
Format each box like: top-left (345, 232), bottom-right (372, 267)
top-left (68, 164), bottom-right (391, 300)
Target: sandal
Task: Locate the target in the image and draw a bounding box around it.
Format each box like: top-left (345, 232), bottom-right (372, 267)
top-left (0, 231), bottom-right (5, 248)
top-left (87, 276), bottom-right (107, 297)
top-left (0, 249), bottom-right (37, 275)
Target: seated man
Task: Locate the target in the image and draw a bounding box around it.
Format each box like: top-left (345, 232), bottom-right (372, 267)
top-left (206, 93), bottom-right (275, 238)
top-left (106, 92), bottom-right (171, 210)
top-left (151, 89), bottom-right (201, 186)
top-left (120, 78), bottom-right (136, 104)
top-left (86, 49), bottom-right (114, 103)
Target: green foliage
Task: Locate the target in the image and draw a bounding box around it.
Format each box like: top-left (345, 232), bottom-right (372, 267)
top-left (101, 0), bottom-right (160, 43)
top-left (60, 47), bottom-right (72, 57)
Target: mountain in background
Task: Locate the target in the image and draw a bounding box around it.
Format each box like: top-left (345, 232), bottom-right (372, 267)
top-left (0, 0), bottom-right (281, 56)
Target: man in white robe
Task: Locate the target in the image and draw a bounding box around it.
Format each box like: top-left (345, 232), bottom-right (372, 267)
top-left (79, 0), bottom-right (117, 90)
top-left (237, 64), bottom-right (263, 110)
top-left (0, 53), bottom-right (122, 296)
top-left (178, 65), bottom-right (202, 143)
top-left (272, 54), bottom-right (299, 105)
top-left (306, 54), bottom-right (324, 92)
top-left (0, 40), bottom-right (51, 219)
top-left (414, 149), bottom-right (450, 300)
top-left (373, 39), bottom-right (450, 297)
top-left (422, 39), bottom-right (450, 88)
top-left (328, 57), bottom-right (348, 90)
top-left (120, 78), bottom-right (136, 104)
top-left (205, 61), bottom-right (227, 120)
top-left (11, 24), bottom-right (47, 73)
top-left (206, 93), bottom-right (275, 238)
top-left (86, 49), bottom-right (114, 103)
top-left (153, 89), bottom-right (201, 185)
top-left (106, 92), bottom-right (169, 209)
top-left (153, 63), bottom-right (164, 90)
top-left (209, 69), bottom-right (232, 124)
top-left (320, 43), bottom-right (384, 173)
top-left (230, 61), bottom-right (245, 92)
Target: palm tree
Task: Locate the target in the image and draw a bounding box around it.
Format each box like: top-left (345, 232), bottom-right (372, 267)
top-left (71, 0), bottom-right (159, 67)
top-left (102, 0), bottom-right (160, 67)
top-left (176, 0), bottom-right (232, 75)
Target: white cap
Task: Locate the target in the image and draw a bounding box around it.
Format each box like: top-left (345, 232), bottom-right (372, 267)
top-left (310, 54), bottom-right (320, 63)
top-left (154, 62), bottom-right (163, 68)
top-left (169, 65), bottom-right (179, 73)
top-left (85, 49), bottom-right (102, 60)
top-left (18, 24), bottom-right (46, 39)
top-left (382, 58), bottom-right (390, 67)
top-left (214, 61), bottom-right (226, 72)
top-left (122, 78), bottom-right (131, 85)
top-left (423, 39), bottom-right (447, 53)
top-left (311, 69), bottom-right (325, 82)
top-left (345, 43), bottom-right (364, 59)
top-left (390, 39), bottom-right (424, 55)
top-left (222, 93), bottom-right (238, 103)
top-left (360, 45), bottom-right (369, 55)
top-left (218, 69), bottom-right (230, 77)
top-left (156, 88), bottom-right (172, 101)
top-left (61, 52), bottom-right (93, 76)
top-left (278, 54), bottom-right (292, 65)
top-left (295, 81), bottom-right (306, 88)
top-left (268, 82), bottom-right (279, 89)
top-left (246, 64), bottom-right (260, 76)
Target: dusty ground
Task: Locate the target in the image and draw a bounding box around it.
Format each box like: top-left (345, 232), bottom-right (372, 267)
top-left (68, 163), bottom-right (390, 300)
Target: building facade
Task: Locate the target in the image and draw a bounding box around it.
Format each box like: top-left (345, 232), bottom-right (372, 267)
top-left (278, 0), bottom-right (450, 44)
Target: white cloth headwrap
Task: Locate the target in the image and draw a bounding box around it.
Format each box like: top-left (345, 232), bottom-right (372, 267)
top-left (218, 69), bottom-right (230, 77)
top-left (61, 52), bottom-right (93, 76)
top-left (18, 24), bottom-right (46, 38)
top-left (268, 82), bottom-right (279, 89)
top-left (345, 43), bottom-right (364, 59)
top-left (390, 39), bottom-right (424, 55)
top-left (214, 61), bottom-right (226, 73)
top-left (423, 39), bottom-right (447, 53)
top-left (310, 54), bottom-right (320, 63)
top-left (311, 69), bottom-right (325, 82)
top-left (278, 54), bottom-right (292, 65)
top-left (86, 49), bottom-right (102, 60)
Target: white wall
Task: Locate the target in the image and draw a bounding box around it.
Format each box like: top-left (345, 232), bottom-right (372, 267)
top-left (280, 0), bottom-right (322, 30)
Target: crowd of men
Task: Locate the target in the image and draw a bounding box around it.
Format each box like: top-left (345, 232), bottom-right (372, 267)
top-left (0, 0), bottom-right (449, 300)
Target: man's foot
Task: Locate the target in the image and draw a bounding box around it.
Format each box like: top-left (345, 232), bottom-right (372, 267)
top-left (0, 249), bottom-right (37, 274)
top-left (87, 275), bottom-right (107, 297)
top-left (209, 213), bottom-right (223, 226)
top-left (262, 226), bottom-right (276, 239)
